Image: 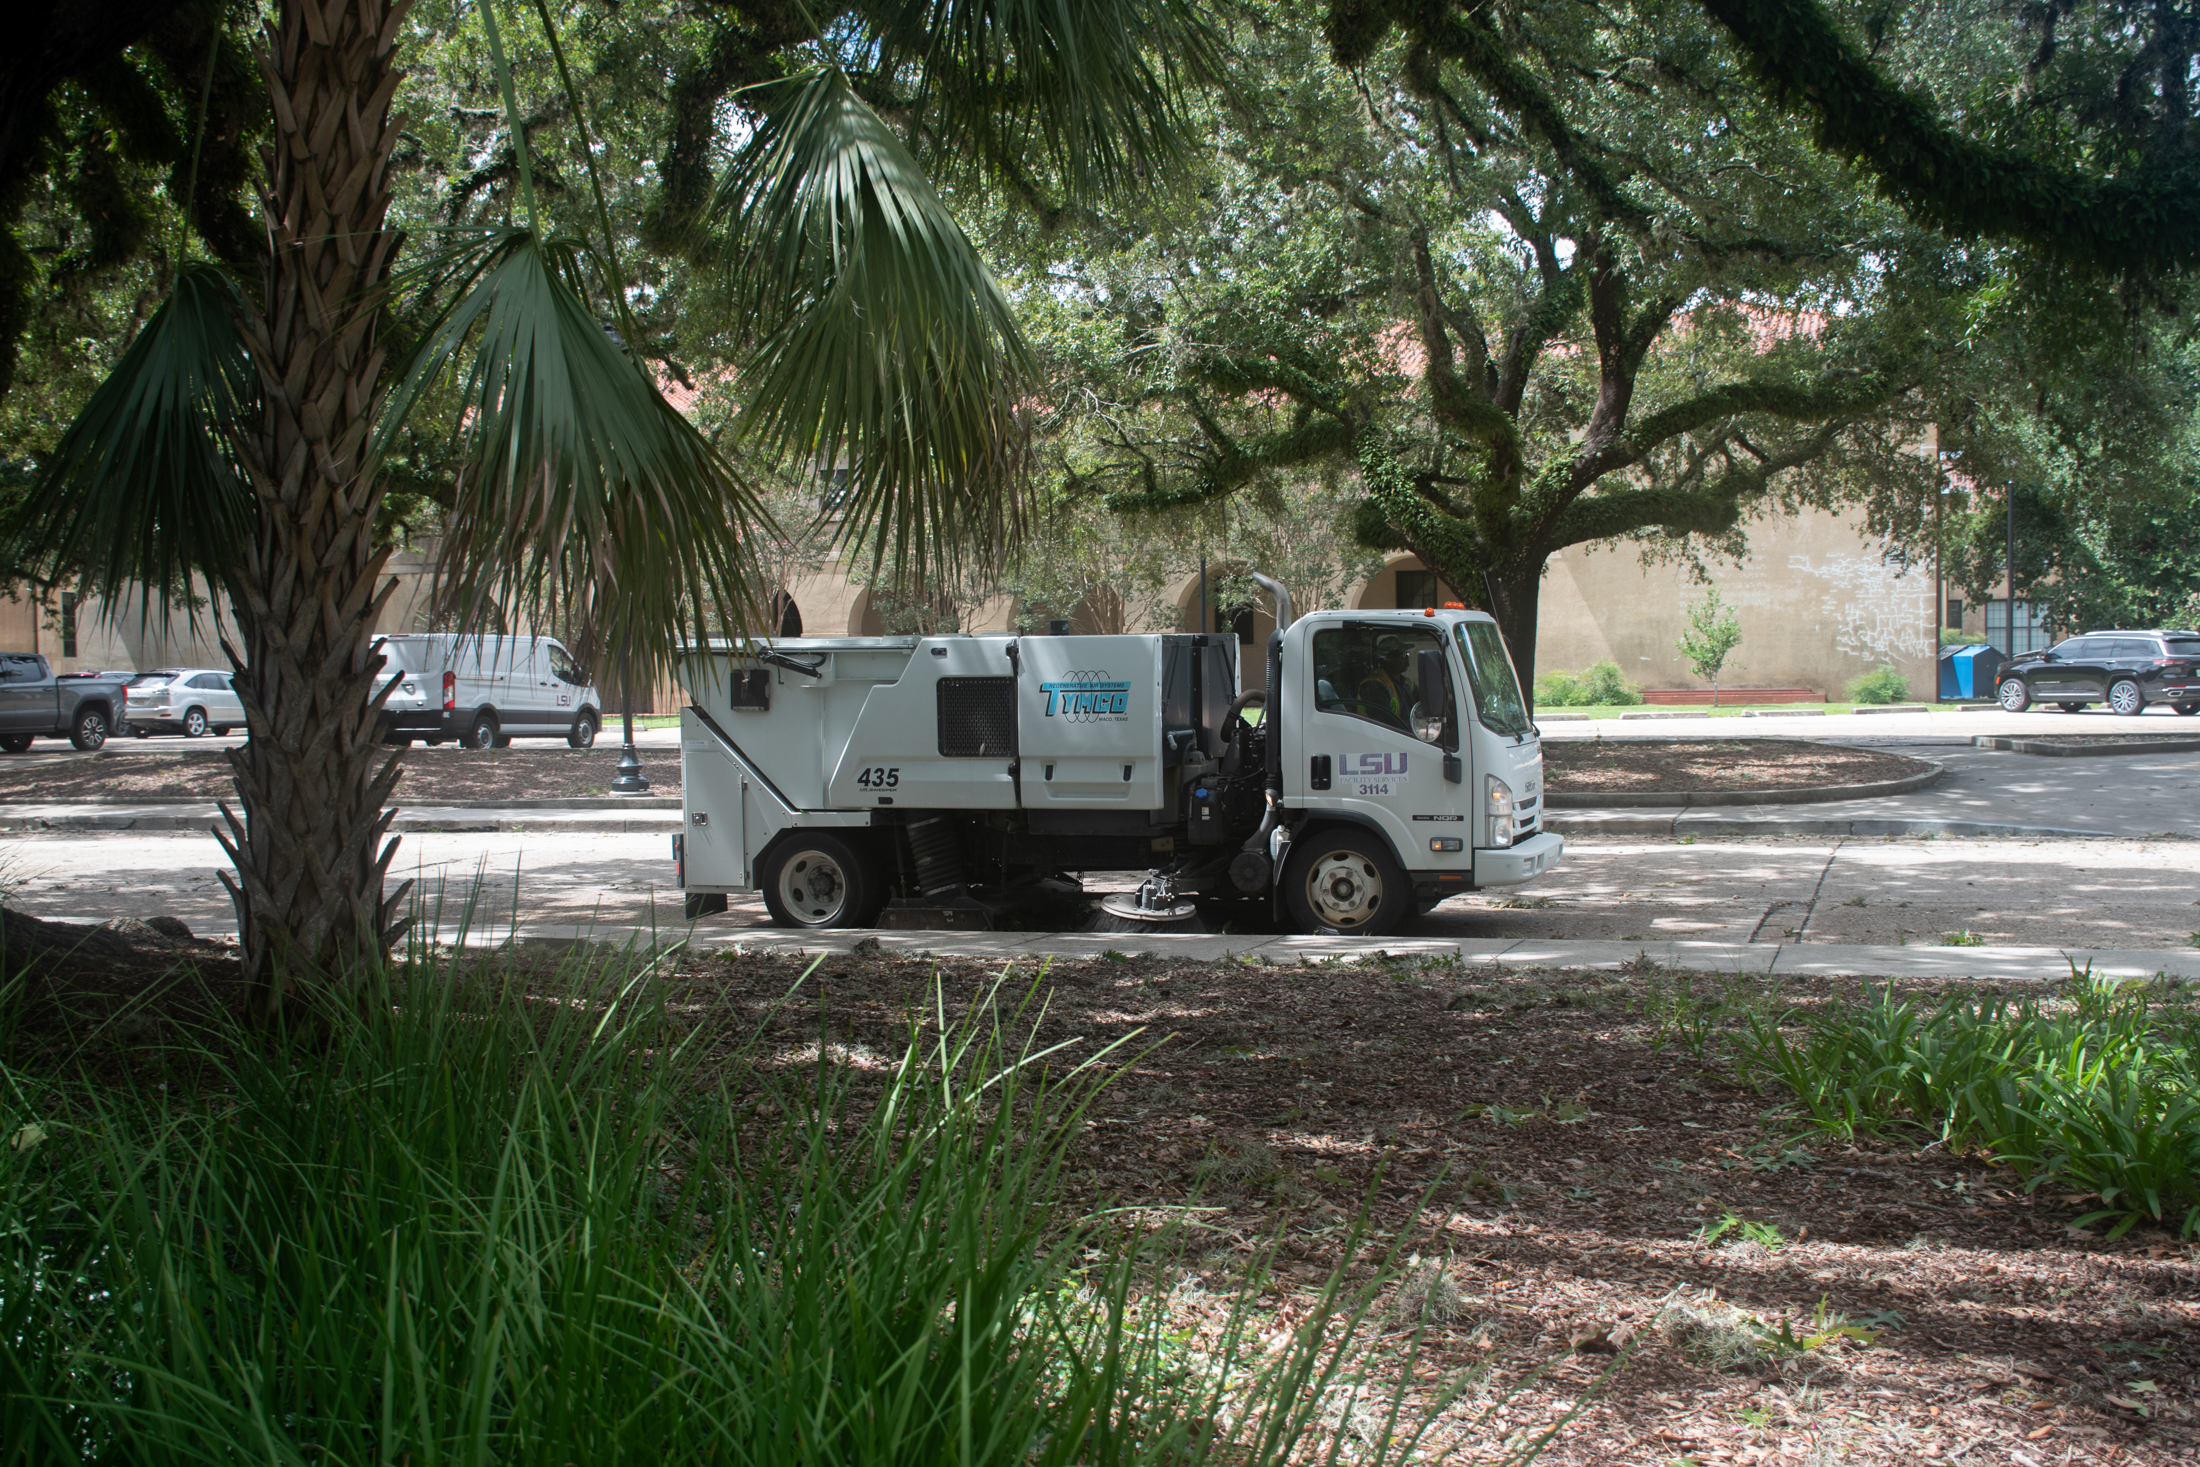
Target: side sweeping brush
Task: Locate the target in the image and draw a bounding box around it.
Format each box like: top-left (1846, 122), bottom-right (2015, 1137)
top-left (1084, 870), bottom-right (1209, 934)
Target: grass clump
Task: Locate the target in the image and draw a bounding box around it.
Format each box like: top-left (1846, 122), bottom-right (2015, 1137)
top-left (0, 928), bottom-right (1451, 1465)
top-left (1742, 974), bottom-right (2200, 1237)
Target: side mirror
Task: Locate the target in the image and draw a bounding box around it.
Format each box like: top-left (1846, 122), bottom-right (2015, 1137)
top-left (1411, 648), bottom-right (1452, 745)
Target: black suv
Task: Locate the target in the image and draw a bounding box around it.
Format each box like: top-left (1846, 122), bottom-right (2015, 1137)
top-left (1995, 630), bottom-right (2200, 715)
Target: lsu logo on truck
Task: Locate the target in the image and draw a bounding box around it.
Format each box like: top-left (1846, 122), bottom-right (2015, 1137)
top-left (1341, 750), bottom-right (1406, 796)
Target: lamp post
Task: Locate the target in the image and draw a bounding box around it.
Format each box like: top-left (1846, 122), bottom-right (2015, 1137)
top-left (2005, 484), bottom-right (2018, 659)
top-left (611, 634), bottom-right (649, 795)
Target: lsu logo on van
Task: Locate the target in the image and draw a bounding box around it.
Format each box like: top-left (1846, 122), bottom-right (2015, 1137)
top-left (1041, 671), bottom-right (1132, 721)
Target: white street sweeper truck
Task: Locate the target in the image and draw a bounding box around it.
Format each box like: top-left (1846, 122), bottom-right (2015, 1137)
top-left (670, 574), bottom-right (1562, 935)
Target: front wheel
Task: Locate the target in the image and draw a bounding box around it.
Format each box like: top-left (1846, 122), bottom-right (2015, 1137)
top-left (181, 707), bottom-right (208, 738)
top-left (567, 711), bottom-right (598, 749)
top-left (761, 832), bottom-right (882, 928)
top-left (2107, 678), bottom-right (2144, 716)
top-left (0, 735), bottom-right (32, 754)
top-left (69, 707), bottom-right (109, 751)
top-left (1996, 677), bottom-right (2031, 713)
top-left (1283, 828), bottom-right (1413, 936)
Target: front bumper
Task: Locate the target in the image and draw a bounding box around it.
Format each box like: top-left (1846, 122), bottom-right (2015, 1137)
top-left (1472, 831), bottom-right (1565, 886)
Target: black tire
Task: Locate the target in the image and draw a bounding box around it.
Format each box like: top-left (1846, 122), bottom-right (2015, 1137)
top-left (684, 892), bottom-right (729, 919)
top-left (2057, 702), bottom-right (2085, 713)
top-left (0, 735), bottom-right (31, 754)
top-left (1283, 827), bottom-right (1413, 936)
top-left (2107, 677), bottom-right (2144, 716)
top-left (1996, 676), bottom-right (2031, 713)
top-left (69, 707), bottom-right (109, 751)
top-left (567, 711), bottom-right (599, 749)
top-left (760, 832), bottom-right (882, 928)
top-left (466, 712), bottom-right (499, 750)
top-left (181, 707), bottom-right (208, 738)
top-left (2178, 703), bottom-right (2199, 716)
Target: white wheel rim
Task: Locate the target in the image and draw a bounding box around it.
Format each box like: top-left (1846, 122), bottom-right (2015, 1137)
top-left (779, 852), bottom-right (849, 925)
top-left (1305, 849), bottom-right (1382, 928)
top-left (2000, 681), bottom-right (2025, 708)
top-left (2111, 682), bottom-right (2140, 714)
top-left (185, 712), bottom-right (204, 735)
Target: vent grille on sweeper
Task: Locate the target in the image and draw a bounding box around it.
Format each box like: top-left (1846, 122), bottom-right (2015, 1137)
top-left (937, 677), bottom-right (1017, 757)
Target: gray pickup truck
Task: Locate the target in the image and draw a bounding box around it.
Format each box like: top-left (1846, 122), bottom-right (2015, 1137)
top-left (0, 653), bottom-right (132, 751)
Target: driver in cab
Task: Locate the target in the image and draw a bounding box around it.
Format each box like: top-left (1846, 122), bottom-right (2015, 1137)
top-left (1355, 636), bottom-right (1417, 730)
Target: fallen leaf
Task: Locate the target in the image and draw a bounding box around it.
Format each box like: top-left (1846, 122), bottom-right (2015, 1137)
top-left (2027, 1425), bottom-right (2055, 1440)
top-left (10, 1124), bottom-right (44, 1152)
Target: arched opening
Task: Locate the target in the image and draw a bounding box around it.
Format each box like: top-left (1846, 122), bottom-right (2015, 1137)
top-left (1350, 555), bottom-right (1468, 610)
top-left (1168, 564), bottom-right (1276, 691)
top-left (768, 591), bottom-right (804, 639)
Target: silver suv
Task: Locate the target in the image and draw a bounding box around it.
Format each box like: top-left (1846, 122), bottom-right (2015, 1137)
top-left (126, 669), bottom-right (243, 738)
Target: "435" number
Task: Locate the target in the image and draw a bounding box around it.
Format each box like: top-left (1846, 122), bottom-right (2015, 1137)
top-left (855, 766), bottom-right (901, 789)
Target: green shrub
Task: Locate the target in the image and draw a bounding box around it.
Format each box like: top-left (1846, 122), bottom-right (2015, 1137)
top-left (1535, 668), bottom-right (1587, 706)
top-left (1848, 665), bottom-right (1911, 703)
top-left (1534, 661), bottom-right (1640, 708)
top-left (0, 928), bottom-right (1454, 1464)
top-left (1741, 977), bottom-right (2200, 1237)
top-left (1578, 660), bottom-right (1643, 705)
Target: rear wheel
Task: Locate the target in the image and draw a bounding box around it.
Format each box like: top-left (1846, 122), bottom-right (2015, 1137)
top-left (761, 832), bottom-right (882, 928)
top-left (181, 707), bottom-right (208, 738)
top-left (2107, 678), bottom-right (2144, 716)
top-left (1283, 827), bottom-right (1412, 936)
top-left (467, 712), bottom-right (499, 750)
top-left (69, 707), bottom-right (109, 751)
top-left (1996, 676), bottom-right (2031, 712)
top-left (0, 735), bottom-right (31, 753)
top-left (2178, 703), bottom-right (2199, 716)
top-left (567, 711), bottom-right (598, 749)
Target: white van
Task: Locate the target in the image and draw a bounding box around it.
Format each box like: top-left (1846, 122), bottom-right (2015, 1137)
top-left (375, 634), bottom-right (603, 748)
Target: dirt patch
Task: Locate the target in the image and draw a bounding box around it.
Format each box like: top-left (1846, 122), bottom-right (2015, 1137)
top-left (1547, 738), bottom-right (1931, 795)
top-left (0, 748), bottom-right (681, 804)
top-left (656, 951), bottom-right (2199, 1465)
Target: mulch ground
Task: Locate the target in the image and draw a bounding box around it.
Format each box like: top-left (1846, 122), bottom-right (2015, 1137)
top-left (1545, 739), bottom-right (1932, 795)
top-left (0, 748), bottom-right (681, 803)
top-left (6, 918), bottom-right (2194, 1464)
top-left (663, 948), bottom-right (2198, 1466)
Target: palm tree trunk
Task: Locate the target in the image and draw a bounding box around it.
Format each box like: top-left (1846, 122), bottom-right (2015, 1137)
top-left (218, 0), bottom-right (412, 1012)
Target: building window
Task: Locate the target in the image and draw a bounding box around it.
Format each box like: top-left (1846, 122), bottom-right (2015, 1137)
top-left (60, 592), bottom-right (77, 659)
top-left (1945, 597), bottom-right (1964, 628)
top-left (1394, 569), bottom-right (1439, 609)
top-left (1983, 599), bottom-right (2053, 654)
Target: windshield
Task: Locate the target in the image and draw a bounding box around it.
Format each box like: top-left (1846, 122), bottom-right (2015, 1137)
top-left (1454, 621), bottom-right (1530, 736)
top-left (129, 671), bottom-right (180, 687)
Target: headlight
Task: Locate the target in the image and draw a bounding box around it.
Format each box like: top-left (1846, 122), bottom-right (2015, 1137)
top-left (1485, 774), bottom-right (1515, 848)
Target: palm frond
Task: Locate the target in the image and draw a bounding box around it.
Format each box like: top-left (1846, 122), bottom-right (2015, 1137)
top-left (860, 0), bottom-right (1224, 196)
top-left (716, 68), bottom-right (1030, 586)
top-left (379, 230), bottom-right (764, 678)
top-left (1, 263), bottom-right (253, 628)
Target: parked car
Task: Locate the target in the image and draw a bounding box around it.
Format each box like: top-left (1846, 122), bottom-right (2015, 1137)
top-left (1994, 630), bottom-right (2200, 715)
top-left (0, 653), bottom-right (132, 750)
top-left (373, 634), bottom-right (603, 748)
top-left (126, 669), bottom-right (245, 738)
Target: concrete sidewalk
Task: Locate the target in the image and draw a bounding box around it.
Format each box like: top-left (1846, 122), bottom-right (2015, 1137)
top-left (0, 802), bottom-right (684, 833)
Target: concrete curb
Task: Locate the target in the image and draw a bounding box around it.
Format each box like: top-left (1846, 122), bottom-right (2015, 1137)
top-left (1546, 745), bottom-right (1944, 808)
top-left (1974, 735), bottom-right (2200, 758)
top-left (1545, 809), bottom-right (2117, 840)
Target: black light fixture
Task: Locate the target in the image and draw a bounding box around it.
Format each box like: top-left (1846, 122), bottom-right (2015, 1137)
top-left (611, 634), bottom-right (649, 794)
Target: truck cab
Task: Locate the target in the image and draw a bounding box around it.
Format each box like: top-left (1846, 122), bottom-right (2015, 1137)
top-left (1274, 607), bottom-right (1560, 931)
